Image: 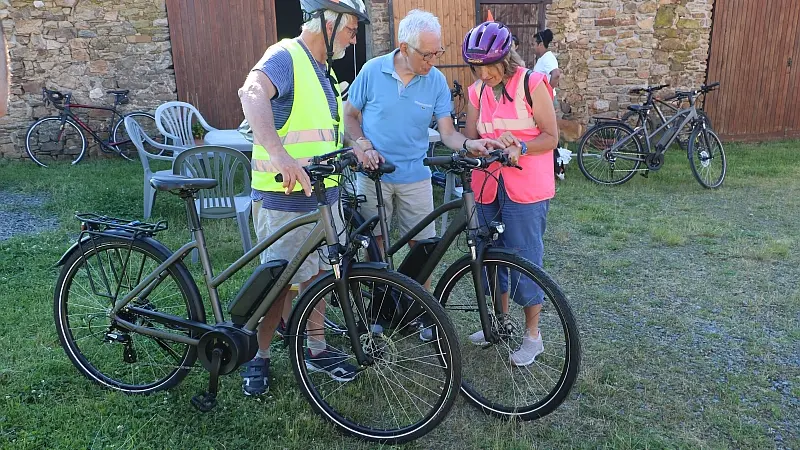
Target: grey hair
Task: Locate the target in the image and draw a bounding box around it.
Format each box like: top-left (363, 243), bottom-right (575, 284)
top-left (302, 10), bottom-right (355, 35)
top-left (397, 9), bottom-right (441, 48)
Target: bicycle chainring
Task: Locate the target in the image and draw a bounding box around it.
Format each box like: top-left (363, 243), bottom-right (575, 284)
top-left (645, 152), bottom-right (664, 171)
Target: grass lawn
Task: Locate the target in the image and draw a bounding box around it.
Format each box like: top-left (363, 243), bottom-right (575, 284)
top-left (0, 140), bottom-right (798, 449)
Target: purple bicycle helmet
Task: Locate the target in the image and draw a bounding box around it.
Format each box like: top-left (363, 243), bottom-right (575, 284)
top-left (462, 21), bottom-right (512, 65)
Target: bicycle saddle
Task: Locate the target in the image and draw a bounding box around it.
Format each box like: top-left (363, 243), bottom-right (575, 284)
top-left (626, 105), bottom-right (652, 112)
top-left (150, 174), bottom-right (218, 192)
top-left (106, 89), bottom-right (130, 96)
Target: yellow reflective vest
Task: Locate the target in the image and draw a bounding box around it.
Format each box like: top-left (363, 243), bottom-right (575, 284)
top-left (251, 39), bottom-right (343, 192)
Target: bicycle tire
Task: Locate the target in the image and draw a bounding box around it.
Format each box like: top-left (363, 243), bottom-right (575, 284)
top-left (288, 267), bottom-right (462, 444)
top-left (676, 111), bottom-right (713, 151)
top-left (434, 250), bottom-right (581, 421)
top-left (577, 122), bottom-right (644, 186)
top-left (620, 110), bottom-right (658, 133)
top-left (688, 126), bottom-right (726, 189)
top-left (112, 112), bottom-right (159, 160)
top-left (25, 116), bottom-right (87, 167)
top-left (54, 235), bottom-right (205, 393)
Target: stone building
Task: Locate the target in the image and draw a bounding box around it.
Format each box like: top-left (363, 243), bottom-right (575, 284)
top-left (0, 0), bottom-right (796, 159)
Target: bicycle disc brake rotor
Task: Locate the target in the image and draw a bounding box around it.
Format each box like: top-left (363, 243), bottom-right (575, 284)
top-left (698, 150), bottom-right (711, 168)
top-left (361, 330), bottom-right (397, 364)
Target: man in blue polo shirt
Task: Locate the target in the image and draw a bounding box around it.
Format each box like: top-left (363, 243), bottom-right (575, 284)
top-left (345, 9), bottom-right (501, 258)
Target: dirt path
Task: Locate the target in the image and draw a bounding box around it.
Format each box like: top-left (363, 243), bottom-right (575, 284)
top-left (0, 191), bottom-right (59, 241)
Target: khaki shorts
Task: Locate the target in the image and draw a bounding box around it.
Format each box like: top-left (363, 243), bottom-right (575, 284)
top-left (252, 200), bottom-right (345, 285)
top-left (356, 177), bottom-right (436, 241)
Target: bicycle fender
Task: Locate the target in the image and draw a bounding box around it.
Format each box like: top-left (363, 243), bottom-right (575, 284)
top-left (54, 230), bottom-right (174, 267)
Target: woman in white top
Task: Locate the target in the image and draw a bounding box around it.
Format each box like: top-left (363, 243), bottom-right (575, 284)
top-left (532, 29), bottom-right (560, 90)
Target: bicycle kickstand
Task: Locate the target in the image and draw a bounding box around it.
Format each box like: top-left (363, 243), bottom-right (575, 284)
top-left (191, 347), bottom-right (223, 413)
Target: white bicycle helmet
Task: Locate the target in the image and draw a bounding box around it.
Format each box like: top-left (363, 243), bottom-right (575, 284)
top-left (299, 0), bottom-right (369, 23)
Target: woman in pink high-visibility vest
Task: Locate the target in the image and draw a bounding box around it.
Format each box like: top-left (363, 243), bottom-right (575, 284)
top-left (461, 21), bottom-right (559, 367)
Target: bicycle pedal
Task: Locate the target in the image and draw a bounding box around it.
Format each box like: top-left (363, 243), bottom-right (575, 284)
top-left (191, 392), bottom-right (217, 412)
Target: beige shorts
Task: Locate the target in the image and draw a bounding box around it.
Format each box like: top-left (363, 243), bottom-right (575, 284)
top-left (252, 200), bottom-right (345, 285)
top-left (356, 177), bottom-right (436, 241)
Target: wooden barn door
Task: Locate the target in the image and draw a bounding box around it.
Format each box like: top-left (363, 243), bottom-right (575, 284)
top-left (391, 0), bottom-right (477, 94)
top-left (165, 0), bottom-right (277, 129)
top-left (705, 0), bottom-right (800, 141)
top-left (477, 1), bottom-right (550, 69)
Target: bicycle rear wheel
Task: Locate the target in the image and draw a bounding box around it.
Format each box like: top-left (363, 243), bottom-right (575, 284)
top-left (54, 235), bottom-right (205, 393)
top-left (112, 112), bottom-right (162, 160)
top-left (435, 250), bottom-right (580, 421)
top-left (577, 122), bottom-right (644, 185)
top-left (688, 126), bottom-right (726, 188)
top-left (288, 268), bottom-right (461, 444)
top-left (25, 116), bottom-right (87, 167)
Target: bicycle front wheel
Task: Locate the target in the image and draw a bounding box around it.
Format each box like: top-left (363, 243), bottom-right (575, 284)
top-left (578, 122), bottom-right (644, 185)
top-left (25, 116), bottom-right (87, 167)
top-left (288, 268), bottom-right (461, 444)
top-left (688, 126), bottom-right (726, 188)
top-left (54, 235), bottom-right (205, 393)
top-left (112, 112), bottom-right (161, 160)
top-left (434, 250), bottom-right (581, 421)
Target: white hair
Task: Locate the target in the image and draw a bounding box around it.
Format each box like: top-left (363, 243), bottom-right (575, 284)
top-left (302, 10), bottom-right (355, 36)
top-left (397, 9), bottom-right (441, 48)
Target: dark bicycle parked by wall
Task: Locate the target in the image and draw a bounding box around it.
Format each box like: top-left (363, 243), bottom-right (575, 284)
top-left (577, 82), bottom-right (725, 188)
top-left (25, 87), bottom-right (161, 167)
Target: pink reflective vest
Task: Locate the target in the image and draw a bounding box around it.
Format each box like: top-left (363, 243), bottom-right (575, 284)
top-left (467, 67), bottom-right (555, 204)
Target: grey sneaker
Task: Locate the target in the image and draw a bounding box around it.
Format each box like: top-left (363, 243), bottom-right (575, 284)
top-left (510, 331), bottom-right (543, 367)
top-left (241, 356), bottom-right (270, 396)
top-left (468, 330), bottom-right (488, 346)
top-left (419, 325), bottom-right (434, 342)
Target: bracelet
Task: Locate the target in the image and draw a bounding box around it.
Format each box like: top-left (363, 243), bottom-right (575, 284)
top-left (462, 139), bottom-right (469, 150)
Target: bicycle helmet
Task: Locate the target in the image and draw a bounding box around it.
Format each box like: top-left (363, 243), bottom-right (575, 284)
top-left (299, 0), bottom-right (370, 23)
top-left (462, 21), bottom-right (512, 65)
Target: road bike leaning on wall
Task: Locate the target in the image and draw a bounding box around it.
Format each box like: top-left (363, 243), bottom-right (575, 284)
top-left (52, 149), bottom-right (462, 444)
top-left (577, 82), bottom-right (725, 188)
top-left (25, 88), bottom-right (160, 167)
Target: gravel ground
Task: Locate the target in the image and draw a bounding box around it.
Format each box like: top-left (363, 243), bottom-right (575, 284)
top-left (0, 192), bottom-right (59, 241)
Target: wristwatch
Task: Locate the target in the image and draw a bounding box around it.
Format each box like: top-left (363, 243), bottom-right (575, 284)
top-left (520, 141), bottom-right (528, 155)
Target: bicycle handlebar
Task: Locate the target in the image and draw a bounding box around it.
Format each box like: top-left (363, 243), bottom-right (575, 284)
top-left (629, 84), bottom-right (670, 95)
top-left (423, 150), bottom-right (512, 170)
top-left (273, 150), bottom-right (358, 183)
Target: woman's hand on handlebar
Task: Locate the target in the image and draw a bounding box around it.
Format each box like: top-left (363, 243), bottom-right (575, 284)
top-left (464, 137), bottom-right (505, 157)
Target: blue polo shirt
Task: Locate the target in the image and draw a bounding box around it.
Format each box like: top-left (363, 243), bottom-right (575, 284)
top-left (348, 50), bottom-right (452, 184)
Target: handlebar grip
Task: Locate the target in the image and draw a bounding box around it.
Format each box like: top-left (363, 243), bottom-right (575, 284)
top-left (378, 162), bottom-right (396, 174)
top-left (423, 156), bottom-right (455, 167)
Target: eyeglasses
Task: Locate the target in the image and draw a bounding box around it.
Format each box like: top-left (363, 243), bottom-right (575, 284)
top-left (408, 45), bottom-right (446, 61)
top-left (343, 25), bottom-right (358, 39)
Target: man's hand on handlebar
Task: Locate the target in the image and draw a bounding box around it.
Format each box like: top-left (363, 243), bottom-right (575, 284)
top-left (272, 149), bottom-right (313, 197)
top-left (353, 137), bottom-right (385, 170)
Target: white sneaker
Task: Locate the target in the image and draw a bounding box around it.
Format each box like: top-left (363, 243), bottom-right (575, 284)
top-left (468, 330), bottom-right (488, 346)
top-left (510, 331), bottom-right (543, 367)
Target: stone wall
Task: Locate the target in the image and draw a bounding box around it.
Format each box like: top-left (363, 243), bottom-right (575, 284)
top-left (0, 0), bottom-right (176, 159)
top-left (546, 0), bottom-right (714, 121)
top-left (363, 0), bottom-right (714, 127)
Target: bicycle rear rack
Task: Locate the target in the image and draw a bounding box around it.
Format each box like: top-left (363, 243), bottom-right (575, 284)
top-left (73, 213), bottom-right (169, 300)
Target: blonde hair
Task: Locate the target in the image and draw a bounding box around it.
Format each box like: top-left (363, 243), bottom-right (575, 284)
top-left (470, 48), bottom-right (526, 80)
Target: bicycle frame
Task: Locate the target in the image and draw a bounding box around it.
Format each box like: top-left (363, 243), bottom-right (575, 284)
top-left (101, 182), bottom-right (372, 364)
top-left (618, 102), bottom-right (699, 159)
top-left (60, 103), bottom-right (127, 149)
top-left (355, 167), bottom-right (505, 344)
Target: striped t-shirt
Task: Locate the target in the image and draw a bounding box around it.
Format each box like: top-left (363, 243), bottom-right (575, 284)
top-left (251, 38), bottom-right (339, 212)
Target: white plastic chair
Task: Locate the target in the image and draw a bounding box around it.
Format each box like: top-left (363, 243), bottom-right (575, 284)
top-left (155, 101), bottom-right (218, 148)
top-left (172, 145), bottom-right (253, 262)
top-left (124, 116), bottom-right (185, 219)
